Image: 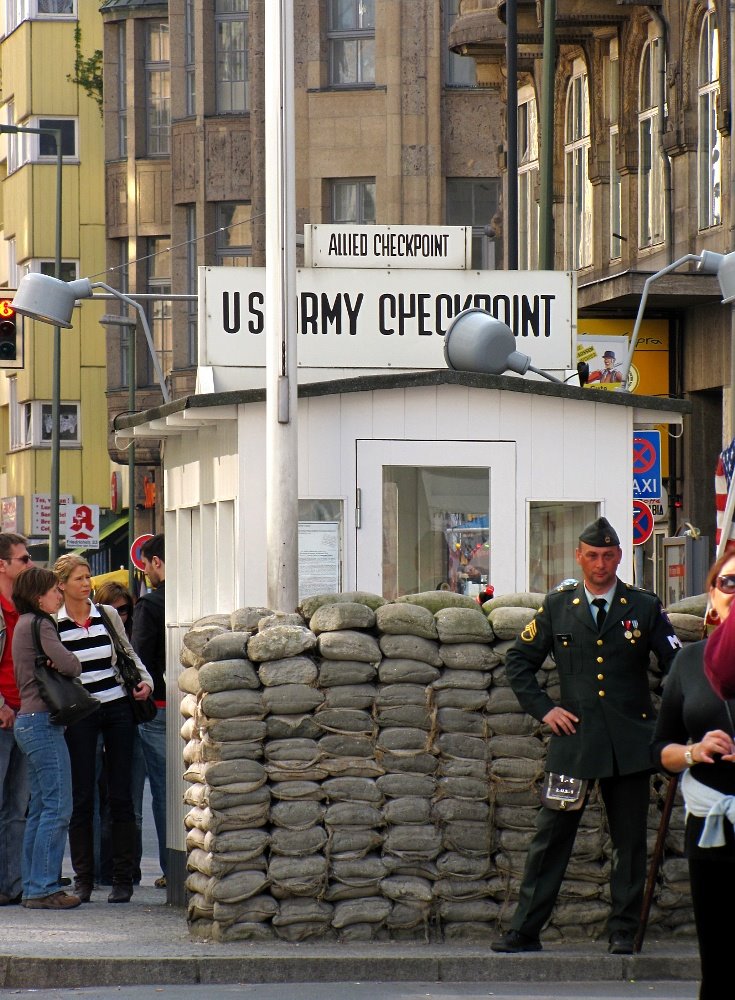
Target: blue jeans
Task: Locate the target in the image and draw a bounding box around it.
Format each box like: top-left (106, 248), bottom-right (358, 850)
top-left (134, 709), bottom-right (167, 876)
top-left (13, 712), bottom-right (72, 900)
top-left (0, 723), bottom-right (29, 899)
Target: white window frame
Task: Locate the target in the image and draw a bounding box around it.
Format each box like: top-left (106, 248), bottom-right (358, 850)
top-left (215, 0), bottom-right (249, 114)
top-left (638, 36), bottom-right (665, 249)
top-left (564, 59), bottom-right (593, 270)
top-left (518, 85), bottom-right (539, 270)
top-left (698, 5), bottom-right (721, 230)
top-left (22, 259), bottom-right (79, 282)
top-left (9, 399), bottom-right (80, 451)
top-left (5, 0), bottom-right (75, 31)
top-left (185, 0), bottom-right (196, 116)
top-left (4, 114), bottom-right (78, 174)
top-left (328, 0), bottom-right (375, 88)
top-left (117, 22), bottom-right (128, 158)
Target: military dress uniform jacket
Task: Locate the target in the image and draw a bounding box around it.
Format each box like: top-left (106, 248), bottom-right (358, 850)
top-left (504, 580), bottom-right (681, 780)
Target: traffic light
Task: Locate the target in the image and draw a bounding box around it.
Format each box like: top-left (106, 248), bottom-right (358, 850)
top-left (0, 294), bottom-right (22, 369)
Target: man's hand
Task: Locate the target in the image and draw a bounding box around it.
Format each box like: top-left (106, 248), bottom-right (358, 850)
top-left (132, 682), bottom-right (152, 702)
top-left (0, 704), bottom-right (16, 730)
top-left (543, 706), bottom-right (579, 735)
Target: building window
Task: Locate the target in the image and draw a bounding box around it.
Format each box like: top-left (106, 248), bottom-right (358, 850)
top-left (330, 178), bottom-right (376, 224)
top-left (9, 399), bottom-right (80, 450)
top-left (185, 0), bottom-right (196, 116)
top-left (606, 39), bottom-right (622, 260)
top-left (117, 23), bottom-right (128, 158)
top-left (698, 5), bottom-right (721, 230)
top-left (328, 0), bottom-right (375, 88)
top-left (146, 21), bottom-right (170, 156)
top-left (115, 241), bottom-right (130, 389)
top-left (5, 115), bottom-right (77, 173)
top-left (446, 177), bottom-right (499, 269)
top-left (564, 60), bottom-right (592, 269)
top-left (444, 0), bottom-right (476, 88)
top-left (517, 87), bottom-right (539, 270)
top-left (215, 0), bottom-right (248, 113)
top-left (186, 206), bottom-right (198, 366)
top-left (146, 238), bottom-right (172, 383)
top-left (215, 202), bottom-right (253, 266)
top-left (638, 36), bottom-right (665, 249)
top-left (28, 260), bottom-right (78, 282)
top-left (8, 377), bottom-right (21, 451)
top-left (6, 0), bottom-right (74, 30)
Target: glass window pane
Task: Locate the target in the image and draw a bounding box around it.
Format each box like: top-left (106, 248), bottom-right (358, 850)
top-left (529, 501), bottom-right (599, 593)
top-left (382, 467), bottom-right (489, 599)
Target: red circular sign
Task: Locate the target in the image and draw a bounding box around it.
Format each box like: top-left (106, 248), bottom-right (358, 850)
top-left (633, 437), bottom-right (657, 475)
top-left (130, 533), bottom-right (154, 571)
top-left (632, 500), bottom-right (654, 546)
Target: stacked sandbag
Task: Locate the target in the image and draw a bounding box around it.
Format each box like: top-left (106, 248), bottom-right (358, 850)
top-left (180, 592), bottom-right (701, 944)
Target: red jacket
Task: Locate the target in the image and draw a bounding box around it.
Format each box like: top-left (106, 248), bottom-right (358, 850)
top-left (0, 594), bottom-right (20, 710)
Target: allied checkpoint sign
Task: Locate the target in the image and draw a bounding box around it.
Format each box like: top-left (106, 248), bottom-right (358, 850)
top-left (200, 266), bottom-right (576, 372)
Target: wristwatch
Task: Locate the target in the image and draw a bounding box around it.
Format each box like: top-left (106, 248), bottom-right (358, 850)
top-left (684, 747), bottom-right (695, 768)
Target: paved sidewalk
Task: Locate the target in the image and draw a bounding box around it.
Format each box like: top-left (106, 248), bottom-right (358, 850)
top-left (0, 886), bottom-right (702, 992)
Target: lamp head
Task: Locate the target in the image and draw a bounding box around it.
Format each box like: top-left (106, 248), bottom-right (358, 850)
top-left (697, 250), bottom-right (735, 304)
top-left (12, 273), bottom-right (93, 329)
top-left (444, 308), bottom-right (531, 377)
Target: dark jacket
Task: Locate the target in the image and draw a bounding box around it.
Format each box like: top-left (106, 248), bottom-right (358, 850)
top-left (504, 579), bottom-right (681, 779)
top-left (131, 582), bottom-right (166, 703)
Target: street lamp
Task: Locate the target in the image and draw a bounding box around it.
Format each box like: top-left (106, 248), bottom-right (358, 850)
top-left (0, 123), bottom-right (63, 560)
top-left (444, 308), bottom-right (564, 384)
top-left (12, 274), bottom-right (171, 404)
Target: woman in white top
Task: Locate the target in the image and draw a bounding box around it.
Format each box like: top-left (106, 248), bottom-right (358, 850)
top-left (54, 555), bottom-right (153, 904)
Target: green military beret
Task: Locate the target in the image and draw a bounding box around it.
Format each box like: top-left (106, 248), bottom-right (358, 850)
top-left (579, 516), bottom-right (620, 547)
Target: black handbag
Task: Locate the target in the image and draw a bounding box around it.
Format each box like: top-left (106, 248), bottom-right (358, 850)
top-left (96, 605), bottom-right (157, 724)
top-left (31, 616), bottom-right (100, 727)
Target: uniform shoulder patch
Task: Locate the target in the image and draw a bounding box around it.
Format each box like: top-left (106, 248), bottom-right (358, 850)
top-left (520, 619), bottom-right (538, 642)
top-left (553, 580), bottom-right (578, 593)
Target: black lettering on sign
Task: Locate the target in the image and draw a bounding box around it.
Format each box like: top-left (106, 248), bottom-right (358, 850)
top-left (379, 294), bottom-right (396, 335)
top-left (248, 292), bottom-right (264, 334)
top-left (222, 292), bottom-right (241, 335)
top-left (397, 294), bottom-right (417, 336)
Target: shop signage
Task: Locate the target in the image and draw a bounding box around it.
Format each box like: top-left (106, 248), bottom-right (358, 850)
top-left (201, 267), bottom-right (576, 372)
top-left (1, 496), bottom-right (22, 533)
top-left (304, 225), bottom-right (471, 269)
top-left (66, 504), bottom-right (100, 550)
top-left (31, 494), bottom-right (73, 537)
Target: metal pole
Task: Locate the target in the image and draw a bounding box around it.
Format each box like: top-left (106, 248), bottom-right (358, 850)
top-left (50, 129), bottom-right (62, 563)
top-left (128, 321), bottom-right (136, 595)
top-left (264, 0), bottom-right (299, 611)
top-left (506, 0), bottom-right (518, 269)
top-left (538, 0), bottom-right (556, 269)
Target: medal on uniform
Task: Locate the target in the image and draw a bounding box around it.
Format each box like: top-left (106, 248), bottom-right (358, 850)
top-left (632, 620), bottom-right (641, 638)
top-left (623, 620), bottom-right (633, 639)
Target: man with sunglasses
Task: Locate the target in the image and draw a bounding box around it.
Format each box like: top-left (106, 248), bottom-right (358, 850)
top-left (492, 517), bottom-right (681, 957)
top-left (0, 533), bottom-right (33, 905)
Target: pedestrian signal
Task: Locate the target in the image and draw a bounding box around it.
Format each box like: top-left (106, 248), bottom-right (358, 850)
top-left (0, 295), bottom-right (22, 369)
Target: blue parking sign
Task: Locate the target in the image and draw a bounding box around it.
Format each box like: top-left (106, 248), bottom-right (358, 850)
top-left (633, 430), bottom-right (661, 500)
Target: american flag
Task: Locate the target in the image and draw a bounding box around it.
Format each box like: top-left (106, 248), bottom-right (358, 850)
top-left (715, 437), bottom-right (735, 548)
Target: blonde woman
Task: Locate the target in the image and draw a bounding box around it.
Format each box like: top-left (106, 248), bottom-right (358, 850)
top-left (54, 555), bottom-right (153, 904)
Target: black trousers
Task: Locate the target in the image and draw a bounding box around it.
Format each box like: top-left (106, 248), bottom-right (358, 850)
top-left (511, 770), bottom-right (650, 938)
top-left (688, 855), bottom-right (735, 1000)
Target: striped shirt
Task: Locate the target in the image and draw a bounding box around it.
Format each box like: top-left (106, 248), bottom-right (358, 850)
top-left (57, 602), bottom-right (126, 704)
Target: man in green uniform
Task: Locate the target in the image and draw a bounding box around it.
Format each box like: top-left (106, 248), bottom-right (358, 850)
top-left (491, 517), bottom-right (681, 955)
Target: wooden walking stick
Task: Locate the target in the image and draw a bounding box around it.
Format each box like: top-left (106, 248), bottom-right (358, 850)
top-left (634, 772), bottom-right (679, 954)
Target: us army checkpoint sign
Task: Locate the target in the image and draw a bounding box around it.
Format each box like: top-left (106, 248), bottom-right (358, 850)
top-left (200, 266), bottom-right (576, 373)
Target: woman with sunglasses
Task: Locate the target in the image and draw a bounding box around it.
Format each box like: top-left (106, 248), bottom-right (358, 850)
top-left (54, 555), bottom-right (153, 904)
top-left (702, 563), bottom-right (735, 700)
top-left (652, 551), bottom-right (735, 1000)
top-left (94, 582), bottom-right (134, 640)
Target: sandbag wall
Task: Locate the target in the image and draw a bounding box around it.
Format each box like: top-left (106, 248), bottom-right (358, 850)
top-left (178, 591), bottom-right (701, 943)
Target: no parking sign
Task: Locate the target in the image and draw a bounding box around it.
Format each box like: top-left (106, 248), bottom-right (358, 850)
top-left (632, 500), bottom-right (654, 546)
top-left (130, 533), bottom-right (154, 571)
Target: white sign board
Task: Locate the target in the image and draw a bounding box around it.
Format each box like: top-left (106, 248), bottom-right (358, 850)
top-left (65, 504), bottom-right (100, 550)
top-left (304, 224), bottom-right (471, 269)
top-left (298, 521), bottom-right (341, 598)
top-left (1, 496), bottom-right (22, 533)
top-left (201, 267), bottom-right (575, 372)
top-left (31, 494), bottom-right (73, 537)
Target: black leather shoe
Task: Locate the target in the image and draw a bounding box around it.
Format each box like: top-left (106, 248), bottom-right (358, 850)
top-left (491, 929), bottom-right (542, 953)
top-left (608, 931), bottom-right (635, 955)
top-left (107, 884), bottom-right (133, 904)
top-left (74, 883), bottom-right (92, 903)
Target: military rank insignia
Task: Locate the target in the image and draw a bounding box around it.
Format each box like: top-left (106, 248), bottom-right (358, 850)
top-left (521, 619), bottom-right (538, 642)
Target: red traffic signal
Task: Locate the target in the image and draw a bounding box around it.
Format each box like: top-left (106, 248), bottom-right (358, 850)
top-left (0, 295), bottom-right (22, 368)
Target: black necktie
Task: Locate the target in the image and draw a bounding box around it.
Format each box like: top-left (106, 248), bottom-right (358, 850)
top-left (592, 598), bottom-right (607, 631)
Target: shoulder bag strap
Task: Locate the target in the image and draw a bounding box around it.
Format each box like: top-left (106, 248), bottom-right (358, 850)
top-left (31, 614), bottom-right (44, 656)
top-left (95, 603), bottom-right (122, 656)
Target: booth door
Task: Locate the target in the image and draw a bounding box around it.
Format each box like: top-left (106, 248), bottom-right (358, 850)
top-left (356, 440), bottom-right (516, 599)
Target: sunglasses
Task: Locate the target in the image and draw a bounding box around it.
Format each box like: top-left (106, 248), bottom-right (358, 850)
top-left (6, 554), bottom-right (31, 565)
top-left (716, 574), bottom-right (735, 595)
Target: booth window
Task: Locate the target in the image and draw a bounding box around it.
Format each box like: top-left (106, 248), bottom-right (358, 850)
top-left (528, 501), bottom-right (599, 593)
top-left (382, 466), bottom-right (489, 600)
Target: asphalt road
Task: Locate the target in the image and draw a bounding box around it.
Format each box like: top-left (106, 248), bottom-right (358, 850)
top-left (0, 983), bottom-right (699, 1000)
